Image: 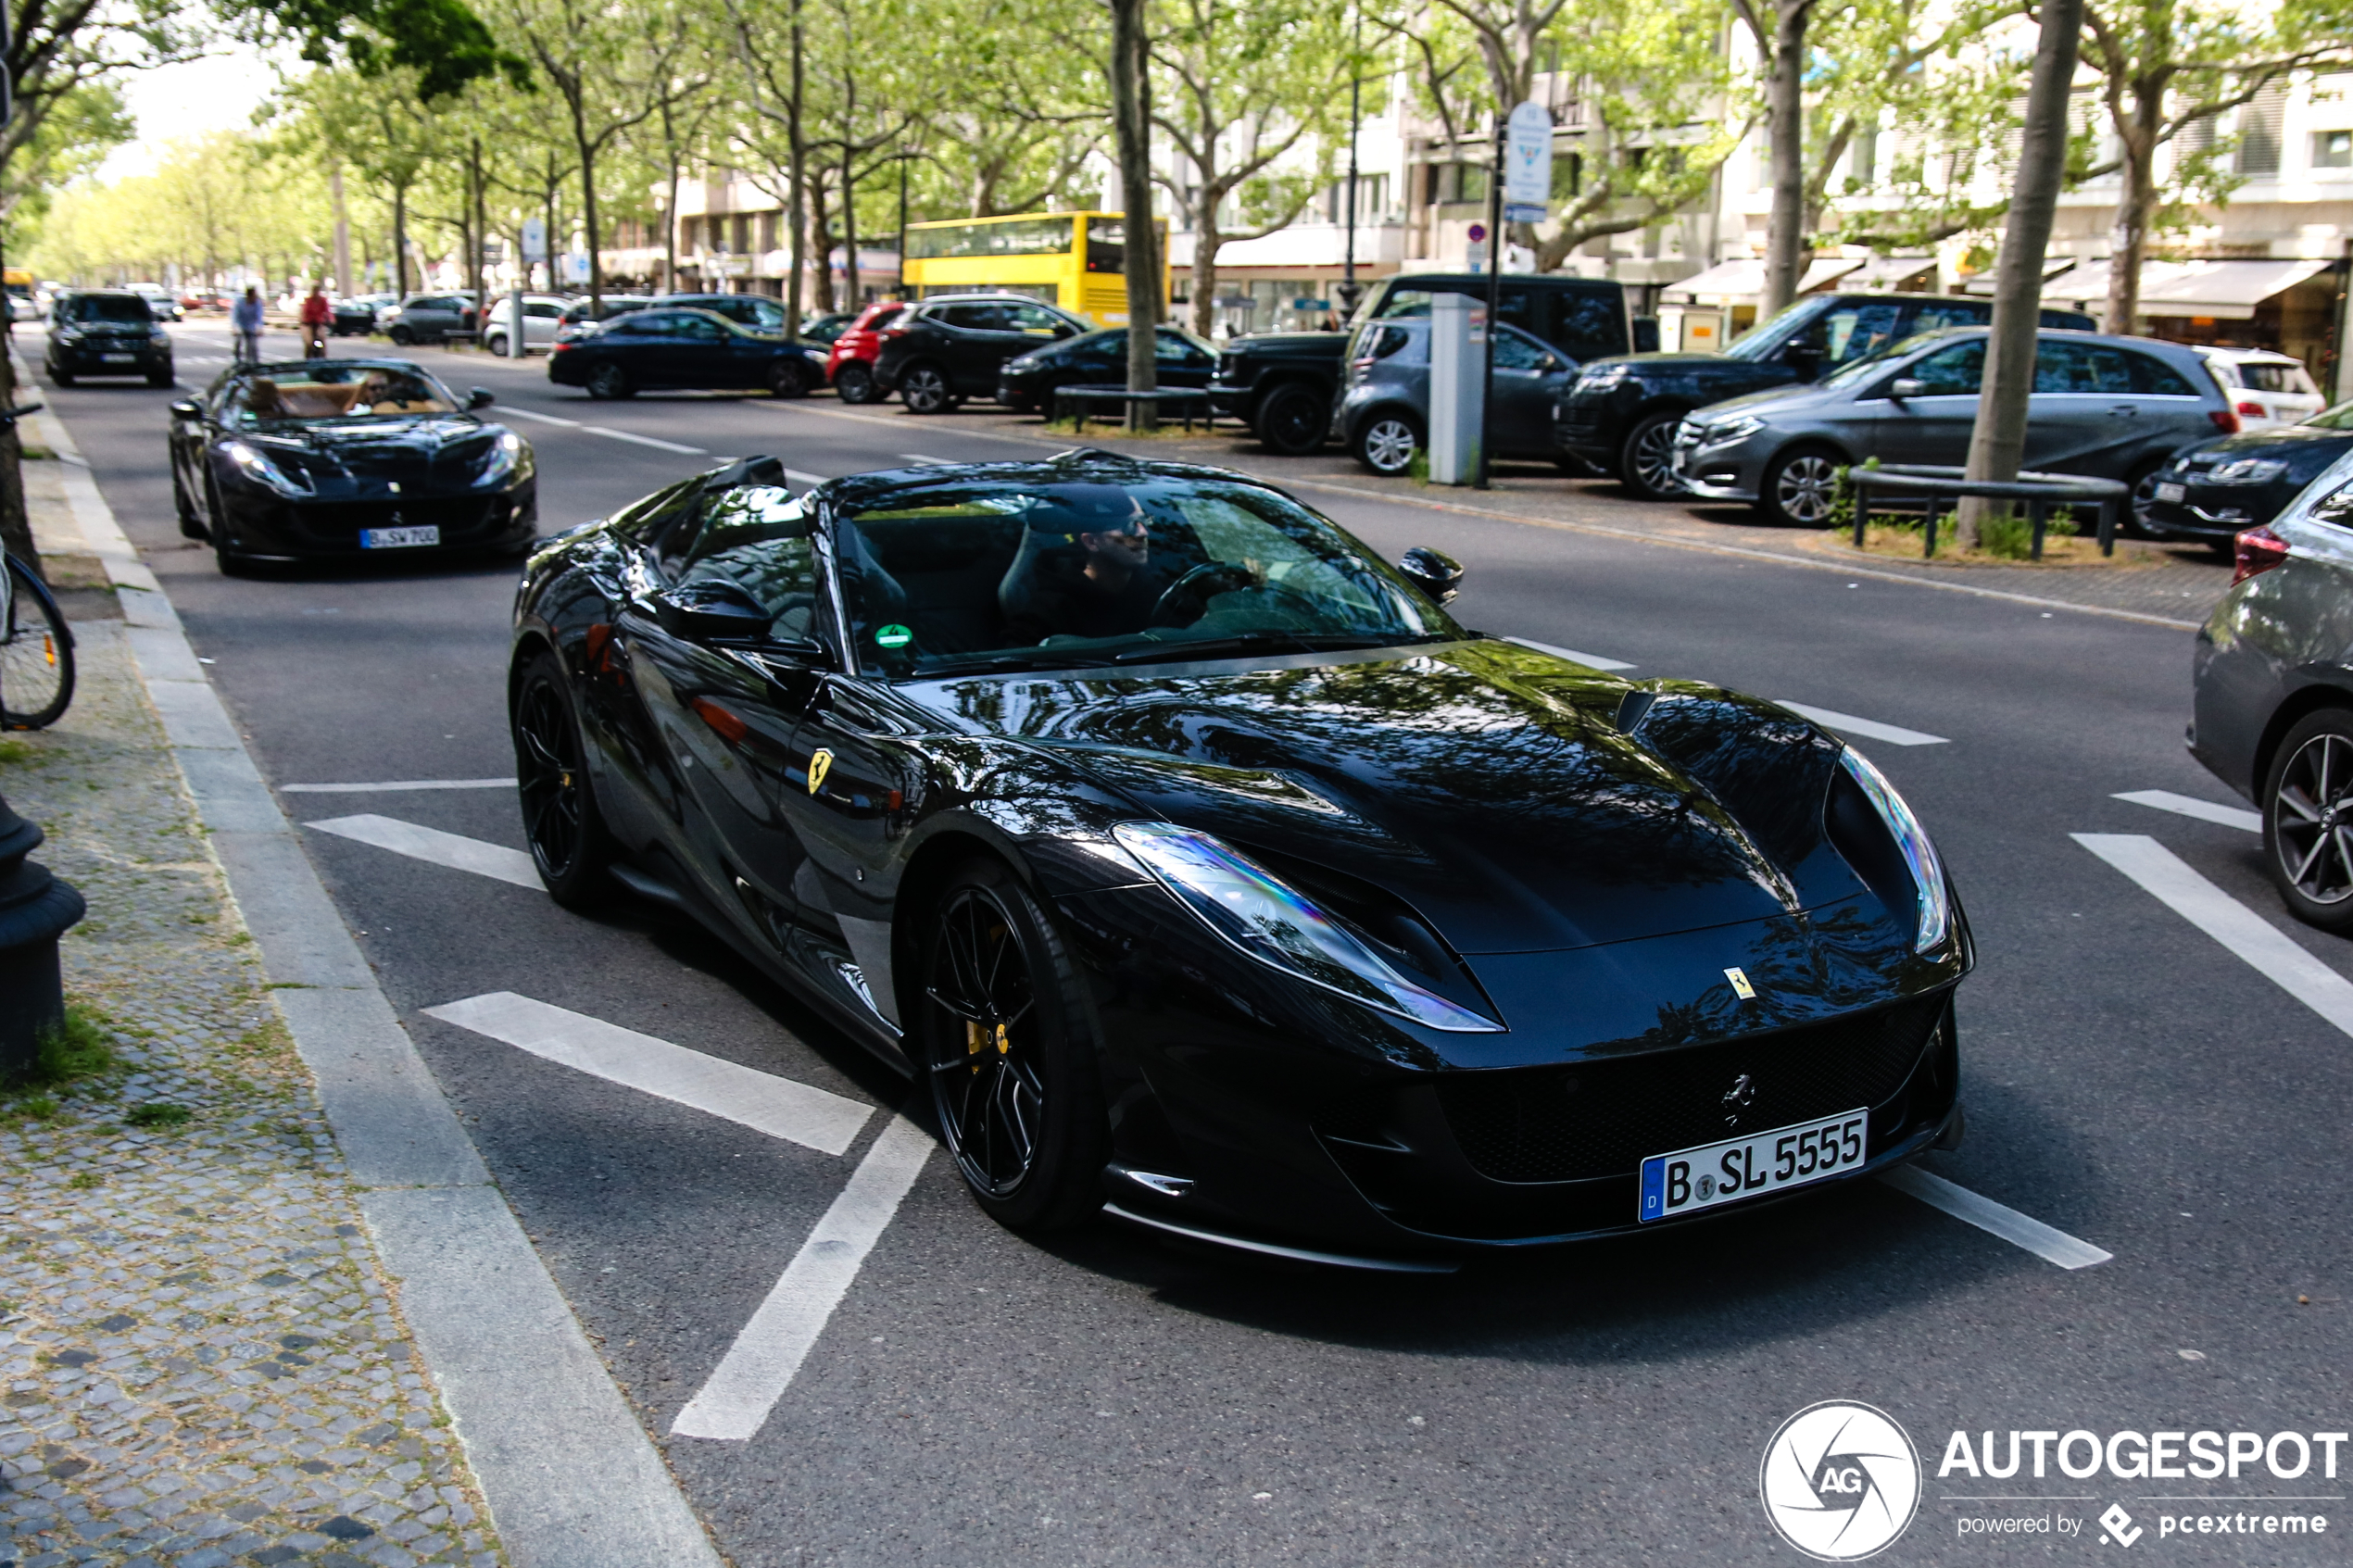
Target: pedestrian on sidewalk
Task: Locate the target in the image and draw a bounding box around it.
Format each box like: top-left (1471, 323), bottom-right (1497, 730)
top-left (299, 282), bottom-right (332, 359)
top-left (232, 286), bottom-right (265, 365)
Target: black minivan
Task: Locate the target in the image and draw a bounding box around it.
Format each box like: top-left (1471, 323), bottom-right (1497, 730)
top-left (1557, 291), bottom-right (2099, 500)
top-left (1209, 272), bottom-right (1636, 455)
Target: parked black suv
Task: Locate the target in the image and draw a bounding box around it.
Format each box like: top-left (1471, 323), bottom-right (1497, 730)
top-left (1209, 272), bottom-right (1636, 455)
top-left (1558, 291), bottom-right (2099, 499)
top-left (871, 294), bottom-right (1091, 413)
top-left (45, 291), bottom-right (173, 387)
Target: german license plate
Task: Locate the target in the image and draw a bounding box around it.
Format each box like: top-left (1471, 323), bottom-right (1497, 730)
top-left (360, 524), bottom-right (440, 549)
top-left (2155, 482), bottom-right (2186, 504)
top-left (102, 353), bottom-right (137, 364)
top-left (1639, 1109), bottom-right (1869, 1223)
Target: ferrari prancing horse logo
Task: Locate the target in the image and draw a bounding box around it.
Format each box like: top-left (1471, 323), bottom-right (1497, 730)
top-left (1724, 966), bottom-right (1757, 999)
top-left (806, 747), bottom-right (834, 795)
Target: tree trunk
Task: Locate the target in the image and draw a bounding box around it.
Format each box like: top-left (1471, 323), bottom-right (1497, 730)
top-left (786, 12), bottom-right (807, 331)
top-left (1758, 0), bottom-right (1812, 317)
top-left (662, 103), bottom-right (681, 295)
top-left (1110, 0), bottom-right (1160, 424)
top-left (573, 107), bottom-right (604, 313)
top-left (2106, 82), bottom-right (2162, 332)
top-left (841, 149), bottom-right (859, 314)
top-left (468, 137), bottom-right (487, 328)
top-left (394, 185), bottom-right (410, 296)
top-left (331, 165), bottom-right (353, 296)
top-left (1957, 0), bottom-right (2086, 547)
top-left (1189, 222), bottom-right (1221, 339)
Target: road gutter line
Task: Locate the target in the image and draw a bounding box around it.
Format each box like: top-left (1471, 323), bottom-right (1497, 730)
top-left (671, 1115), bottom-right (934, 1441)
top-left (25, 383), bottom-right (727, 1568)
top-left (2074, 832), bottom-right (2353, 1036)
top-left (281, 777), bottom-right (518, 793)
top-left (757, 399), bottom-right (2205, 632)
top-left (1878, 1167), bottom-right (2113, 1270)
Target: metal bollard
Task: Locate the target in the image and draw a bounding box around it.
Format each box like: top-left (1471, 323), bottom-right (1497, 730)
top-left (0, 791), bottom-right (87, 1084)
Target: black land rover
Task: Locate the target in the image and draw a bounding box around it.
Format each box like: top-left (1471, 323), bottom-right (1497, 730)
top-left (1210, 272), bottom-right (1637, 455)
top-left (1557, 291), bottom-right (2099, 500)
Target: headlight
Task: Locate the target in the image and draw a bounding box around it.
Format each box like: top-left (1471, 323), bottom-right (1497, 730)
top-left (221, 440), bottom-right (313, 496)
top-left (473, 428), bottom-right (530, 487)
top-left (1700, 415), bottom-right (1764, 445)
top-left (1578, 362), bottom-right (1629, 390)
top-left (2206, 458), bottom-right (2289, 486)
top-left (1111, 821), bottom-right (1503, 1032)
top-left (1837, 746), bottom-right (1950, 952)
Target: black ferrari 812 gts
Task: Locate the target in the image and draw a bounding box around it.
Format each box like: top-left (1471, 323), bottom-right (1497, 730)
top-left (169, 358), bottom-right (536, 572)
top-left (510, 451), bottom-right (1969, 1265)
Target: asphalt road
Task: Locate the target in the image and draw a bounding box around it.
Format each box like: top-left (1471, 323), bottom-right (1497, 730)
top-left (36, 319), bottom-right (2353, 1566)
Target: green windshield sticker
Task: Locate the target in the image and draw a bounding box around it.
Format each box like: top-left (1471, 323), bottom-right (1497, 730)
top-left (875, 623), bottom-right (913, 648)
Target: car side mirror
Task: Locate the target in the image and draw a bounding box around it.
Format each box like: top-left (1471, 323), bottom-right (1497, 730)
top-left (1398, 546), bottom-right (1465, 604)
top-left (466, 388), bottom-right (495, 409)
top-left (1888, 378), bottom-right (1926, 402)
top-left (169, 399), bottom-right (202, 420)
top-left (650, 582), bottom-right (773, 642)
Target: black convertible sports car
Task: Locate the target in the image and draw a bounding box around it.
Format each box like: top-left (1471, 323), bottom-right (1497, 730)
top-left (169, 358), bottom-right (537, 572)
top-left (510, 452), bottom-right (1970, 1263)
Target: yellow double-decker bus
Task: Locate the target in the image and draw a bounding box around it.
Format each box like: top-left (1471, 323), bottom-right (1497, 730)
top-left (900, 211), bottom-right (1167, 327)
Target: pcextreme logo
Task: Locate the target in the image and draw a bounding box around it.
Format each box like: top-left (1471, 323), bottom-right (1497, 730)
top-left (1761, 1401), bottom-right (1924, 1561)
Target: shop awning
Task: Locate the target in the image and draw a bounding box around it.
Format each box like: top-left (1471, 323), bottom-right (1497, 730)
top-left (2026, 257), bottom-right (2333, 320)
top-left (1842, 255), bottom-right (1938, 287)
top-left (1663, 257), bottom-right (1862, 303)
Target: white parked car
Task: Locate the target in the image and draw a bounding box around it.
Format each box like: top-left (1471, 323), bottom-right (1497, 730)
top-left (2199, 346), bottom-right (2325, 432)
top-left (481, 294), bottom-right (573, 357)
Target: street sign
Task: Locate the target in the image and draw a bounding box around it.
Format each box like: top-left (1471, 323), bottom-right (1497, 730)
top-left (1504, 100), bottom-right (1553, 223)
top-left (521, 219), bottom-right (547, 263)
top-left (1466, 222), bottom-right (1487, 244)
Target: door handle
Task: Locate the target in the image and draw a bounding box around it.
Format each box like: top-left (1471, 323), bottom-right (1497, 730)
top-left (2108, 404), bottom-right (2139, 417)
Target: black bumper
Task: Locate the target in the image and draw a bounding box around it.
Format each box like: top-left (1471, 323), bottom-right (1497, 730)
top-left (213, 481), bottom-right (538, 559)
top-left (2142, 481), bottom-right (2303, 543)
top-left (50, 346), bottom-right (170, 377)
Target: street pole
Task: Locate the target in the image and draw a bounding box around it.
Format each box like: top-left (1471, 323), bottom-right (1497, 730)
top-left (897, 157), bottom-right (908, 298)
top-left (1476, 116), bottom-right (1504, 490)
top-left (1338, 13), bottom-right (1362, 320)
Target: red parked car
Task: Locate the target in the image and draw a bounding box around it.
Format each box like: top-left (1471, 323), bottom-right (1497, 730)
top-left (826, 300), bottom-right (908, 405)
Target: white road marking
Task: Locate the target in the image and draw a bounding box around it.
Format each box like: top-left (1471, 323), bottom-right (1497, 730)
top-left (1878, 1167), bottom-right (2113, 1270)
top-left (583, 425), bottom-right (707, 455)
top-left (2075, 833), bottom-right (2353, 1037)
top-left (497, 407), bottom-right (584, 428)
top-left (2112, 789), bottom-right (2262, 833)
top-left (671, 1114), bottom-right (933, 1440)
top-left (1502, 635), bottom-right (1635, 671)
top-left (783, 469), bottom-right (826, 488)
top-left (304, 813), bottom-right (540, 887)
top-left (423, 991), bottom-right (874, 1157)
top-left (899, 453), bottom-right (950, 465)
top-left (283, 778), bottom-right (516, 794)
top-left (1774, 702), bottom-right (1949, 746)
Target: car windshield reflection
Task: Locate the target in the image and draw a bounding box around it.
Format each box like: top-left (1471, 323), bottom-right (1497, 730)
top-left (231, 366), bottom-right (459, 424)
top-left (835, 476), bottom-right (1462, 677)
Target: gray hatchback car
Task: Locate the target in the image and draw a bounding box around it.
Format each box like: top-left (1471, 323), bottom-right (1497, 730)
top-left (1671, 327), bottom-right (2234, 526)
top-left (2191, 449), bottom-right (2353, 932)
top-left (1333, 318), bottom-right (1578, 476)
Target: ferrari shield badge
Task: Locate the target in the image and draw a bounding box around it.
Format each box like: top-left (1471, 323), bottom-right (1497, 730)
top-left (1723, 966), bottom-right (1757, 1000)
top-left (807, 748), bottom-right (834, 795)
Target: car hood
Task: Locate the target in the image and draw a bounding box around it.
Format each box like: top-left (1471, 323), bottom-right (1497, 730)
top-left (1226, 331), bottom-right (1348, 358)
top-left (2177, 424), bottom-right (2353, 468)
top-left (914, 639), bottom-right (1882, 957)
top-left (234, 415), bottom-right (503, 494)
top-left (1689, 380), bottom-right (1832, 421)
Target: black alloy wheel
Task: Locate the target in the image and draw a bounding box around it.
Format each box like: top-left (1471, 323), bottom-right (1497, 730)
top-left (1353, 411), bottom-right (1421, 477)
top-left (510, 649), bottom-right (614, 909)
top-left (1761, 445), bottom-right (1842, 527)
top-left (205, 478), bottom-right (247, 577)
top-left (1255, 383), bottom-right (1329, 456)
top-left (768, 359), bottom-right (809, 399)
top-left (1619, 410), bottom-right (1686, 501)
top-left (900, 363), bottom-right (953, 415)
top-left (2127, 461), bottom-right (2166, 535)
top-left (387, 325), bottom-right (416, 347)
top-left (2264, 709), bottom-right (2353, 934)
top-left (0, 555), bottom-right (76, 731)
top-left (834, 362), bottom-right (878, 404)
top-left (918, 859), bottom-right (1107, 1232)
top-left (585, 362), bottom-right (633, 401)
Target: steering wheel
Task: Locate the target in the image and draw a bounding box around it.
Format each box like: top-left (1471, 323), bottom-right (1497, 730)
top-left (1148, 562), bottom-right (1262, 627)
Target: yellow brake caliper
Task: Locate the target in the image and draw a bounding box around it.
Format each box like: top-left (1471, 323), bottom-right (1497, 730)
top-left (964, 1019), bottom-right (1009, 1073)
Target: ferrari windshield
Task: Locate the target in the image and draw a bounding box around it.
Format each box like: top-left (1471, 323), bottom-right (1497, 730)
top-left (227, 365), bottom-right (459, 425)
top-left (835, 476), bottom-right (1462, 676)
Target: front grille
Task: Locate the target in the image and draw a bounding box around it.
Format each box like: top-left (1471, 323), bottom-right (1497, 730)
top-left (1435, 996), bottom-right (1947, 1184)
top-left (286, 495), bottom-right (507, 546)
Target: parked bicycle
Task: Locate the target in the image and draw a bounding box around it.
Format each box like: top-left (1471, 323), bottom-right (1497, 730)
top-left (1, 548), bottom-right (73, 730)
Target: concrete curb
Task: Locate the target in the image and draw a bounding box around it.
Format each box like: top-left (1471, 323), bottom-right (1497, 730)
top-left (23, 380), bottom-right (724, 1568)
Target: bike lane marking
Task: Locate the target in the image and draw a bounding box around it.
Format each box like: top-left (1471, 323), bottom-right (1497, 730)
top-left (2112, 789), bottom-right (2261, 833)
top-left (305, 812), bottom-right (539, 887)
top-left (1771, 701), bottom-right (1949, 746)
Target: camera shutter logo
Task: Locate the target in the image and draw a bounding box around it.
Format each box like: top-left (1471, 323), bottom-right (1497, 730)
top-left (1759, 1401), bottom-right (1921, 1561)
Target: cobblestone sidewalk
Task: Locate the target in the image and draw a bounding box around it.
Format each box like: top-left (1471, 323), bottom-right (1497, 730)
top-left (2, 599), bottom-right (505, 1568)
